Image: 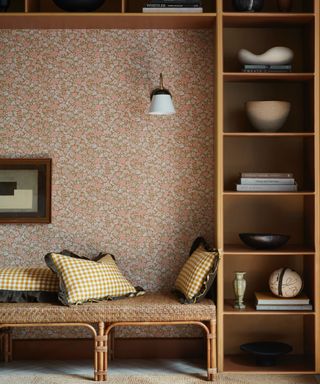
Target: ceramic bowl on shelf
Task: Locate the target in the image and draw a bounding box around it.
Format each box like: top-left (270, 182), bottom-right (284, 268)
top-left (240, 342), bottom-right (293, 366)
top-left (238, 46), bottom-right (294, 65)
top-left (52, 0), bottom-right (106, 12)
top-left (0, 0), bottom-right (10, 11)
top-left (239, 233), bottom-right (290, 249)
top-left (246, 100), bottom-right (291, 132)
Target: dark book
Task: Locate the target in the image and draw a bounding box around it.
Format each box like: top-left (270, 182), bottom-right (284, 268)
top-left (146, 3), bottom-right (201, 7)
top-left (241, 64), bottom-right (292, 73)
top-left (148, 0), bottom-right (201, 3)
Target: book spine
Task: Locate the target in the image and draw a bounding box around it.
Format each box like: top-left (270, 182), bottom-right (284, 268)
top-left (240, 178), bottom-right (295, 185)
top-left (148, 0), bottom-right (201, 3)
top-left (240, 172), bottom-right (294, 178)
top-left (256, 305), bottom-right (313, 311)
top-left (143, 7), bottom-right (203, 12)
top-left (236, 184), bottom-right (297, 192)
top-left (146, 4), bottom-right (201, 7)
top-left (242, 69), bottom-right (292, 73)
top-left (243, 64), bottom-right (292, 70)
top-left (257, 299), bottom-right (310, 305)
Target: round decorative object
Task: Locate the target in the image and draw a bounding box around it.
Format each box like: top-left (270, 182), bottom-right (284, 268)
top-left (232, 0), bottom-right (264, 12)
top-left (0, 0), bottom-right (10, 12)
top-left (52, 0), bottom-right (106, 12)
top-left (269, 267), bottom-right (303, 298)
top-left (277, 0), bottom-right (293, 12)
top-left (246, 100), bottom-right (291, 132)
top-left (240, 342), bottom-right (292, 366)
top-left (239, 233), bottom-right (290, 250)
top-left (238, 46), bottom-right (294, 66)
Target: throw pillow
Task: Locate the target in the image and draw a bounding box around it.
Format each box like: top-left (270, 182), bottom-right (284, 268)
top-left (174, 237), bottom-right (220, 303)
top-left (45, 252), bottom-right (144, 306)
top-left (0, 267), bottom-right (59, 303)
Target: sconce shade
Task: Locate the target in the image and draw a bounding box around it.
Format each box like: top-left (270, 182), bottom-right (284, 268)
top-left (148, 74), bottom-right (176, 115)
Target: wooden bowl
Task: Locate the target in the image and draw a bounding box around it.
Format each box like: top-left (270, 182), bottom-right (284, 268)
top-left (239, 233), bottom-right (290, 249)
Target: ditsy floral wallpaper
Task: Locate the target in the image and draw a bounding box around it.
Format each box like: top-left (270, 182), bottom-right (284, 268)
top-left (0, 29), bottom-right (215, 339)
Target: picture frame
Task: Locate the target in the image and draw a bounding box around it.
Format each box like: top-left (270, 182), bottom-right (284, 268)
top-left (0, 158), bottom-right (52, 224)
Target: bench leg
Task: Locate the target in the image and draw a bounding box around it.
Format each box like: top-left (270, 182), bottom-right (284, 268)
top-left (95, 322), bottom-right (107, 381)
top-left (207, 320), bottom-right (217, 382)
top-left (1, 329), bottom-right (13, 363)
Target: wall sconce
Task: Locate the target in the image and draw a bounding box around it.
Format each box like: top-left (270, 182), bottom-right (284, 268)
top-left (148, 73), bottom-right (176, 115)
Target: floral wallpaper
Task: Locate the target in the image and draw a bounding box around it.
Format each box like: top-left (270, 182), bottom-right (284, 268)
top-left (0, 29), bottom-right (215, 339)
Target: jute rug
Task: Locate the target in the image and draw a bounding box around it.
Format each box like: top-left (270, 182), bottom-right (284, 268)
top-left (0, 374), bottom-right (316, 384)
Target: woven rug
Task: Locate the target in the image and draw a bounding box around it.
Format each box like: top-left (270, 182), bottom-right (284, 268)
top-left (0, 374), bottom-right (316, 384)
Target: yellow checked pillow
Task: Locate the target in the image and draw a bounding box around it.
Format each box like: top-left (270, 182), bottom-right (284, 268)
top-left (0, 267), bottom-right (59, 303)
top-left (174, 237), bottom-right (219, 303)
top-left (45, 253), bottom-right (144, 306)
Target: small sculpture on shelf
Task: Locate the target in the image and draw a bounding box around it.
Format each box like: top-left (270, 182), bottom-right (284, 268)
top-left (238, 46), bottom-right (294, 73)
top-left (277, 0), bottom-right (293, 12)
top-left (269, 267), bottom-right (303, 298)
top-left (233, 271), bottom-right (247, 309)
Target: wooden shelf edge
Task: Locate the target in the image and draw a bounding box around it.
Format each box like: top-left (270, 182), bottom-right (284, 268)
top-left (223, 191), bottom-right (315, 196)
top-left (0, 13), bottom-right (217, 29)
top-left (223, 245), bottom-right (315, 255)
top-left (223, 132), bottom-right (315, 137)
top-left (223, 72), bottom-right (314, 82)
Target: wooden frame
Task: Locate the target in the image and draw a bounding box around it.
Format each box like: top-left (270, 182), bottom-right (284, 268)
top-left (0, 159), bottom-right (51, 224)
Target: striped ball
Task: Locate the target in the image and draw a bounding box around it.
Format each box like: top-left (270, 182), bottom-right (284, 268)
top-left (269, 267), bottom-right (303, 298)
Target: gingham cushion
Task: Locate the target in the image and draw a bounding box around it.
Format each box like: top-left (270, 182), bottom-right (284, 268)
top-left (0, 267), bottom-right (59, 303)
top-left (45, 253), bottom-right (143, 306)
top-left (174, 242), bottom-right (219, 303)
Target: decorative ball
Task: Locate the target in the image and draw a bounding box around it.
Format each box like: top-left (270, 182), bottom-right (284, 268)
top-left (269, 268), bottom-right (303, 298)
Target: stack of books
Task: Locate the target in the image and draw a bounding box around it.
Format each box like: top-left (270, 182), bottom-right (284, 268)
top-left (236, 172), bottom-right (298, 192)
top-left (241, 64), bottom-right (292, 73)
top-left (255, 292), bottom-right (312, 311)
top-left (143, 0), bottom-right (203, 13)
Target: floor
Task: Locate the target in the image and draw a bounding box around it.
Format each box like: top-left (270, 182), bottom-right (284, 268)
top-left (0, 359), bottom-right (206, 378)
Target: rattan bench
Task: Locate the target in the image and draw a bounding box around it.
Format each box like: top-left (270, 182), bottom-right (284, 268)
top-left (0, 293), bottom-right (216, 381)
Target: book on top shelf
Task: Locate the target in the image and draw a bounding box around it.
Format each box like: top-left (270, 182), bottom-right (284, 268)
top-left (240, 177), bottom-right (295, 185)
top-left (240, 172), bottom-right (294, 179)
top-left (255, 292), bottom-right (310, 305)
top-left (142, 7), bottom-right (203, 12)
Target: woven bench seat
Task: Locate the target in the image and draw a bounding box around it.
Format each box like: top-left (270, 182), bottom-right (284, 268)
top-left (0, 293), bottom-right (215, 324)
top-left (0, 293), bottom-right (216, 381)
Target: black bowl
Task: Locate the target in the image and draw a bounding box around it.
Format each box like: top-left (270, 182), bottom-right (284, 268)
top-left (53, 0), bottom-right (106, 12)
top-left (239, 233), bottom-right (290, 250)
top-left (0, 0), bottom-right (10, 12)
top-left (232, 0), bottom-right (264, 12)
top-left (240, 341), bottom-right (292, 366)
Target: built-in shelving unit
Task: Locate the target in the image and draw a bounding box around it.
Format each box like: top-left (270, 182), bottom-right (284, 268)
top-left (0, 0), bottom-right (319, 375)
top-left (216, 0), bottom-right (319, 374)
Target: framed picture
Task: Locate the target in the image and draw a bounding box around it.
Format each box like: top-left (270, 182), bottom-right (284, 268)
top-left (0, 159), bottom-right (51, 224)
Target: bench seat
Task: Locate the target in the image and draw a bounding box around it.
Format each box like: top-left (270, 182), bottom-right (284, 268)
top-left (0, 293), bottom-right (216, 381)
top-left (0, 293), bottom-right (215, 323)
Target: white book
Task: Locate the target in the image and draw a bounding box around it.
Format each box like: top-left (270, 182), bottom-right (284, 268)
top-left (241, 172), bottom-right (293, 179)
top-left (142, 7), bottom-right (203, 12)
top-left (255, 292), bottom-right (310, 305)
top-left (236, 183), bottom-right (298, 192)
top-left (240, 178), bottom-right (295, 185)
top-left (256, 304), bottom-right (313, 311)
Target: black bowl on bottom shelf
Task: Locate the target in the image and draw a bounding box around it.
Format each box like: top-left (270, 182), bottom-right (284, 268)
top-left (52, 0), bottom-right (106, 12)
top-left (240, 342), bottom-right (293, 366)
top-left (239, 233), bottom-right (290, 250)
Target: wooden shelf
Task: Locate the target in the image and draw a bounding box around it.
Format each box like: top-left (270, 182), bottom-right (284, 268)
top-left (224, 299), bottom-right (314, 315)
top-left (223, 13), bottom-right (314, 27)
top-left (223, 354), bottom-right (315, 373)
top-left (223, 132), bottom-right (315, 137)
top-left (223, 72), bottom-right (314, 82)
top-left (0, 13), bottom-right (216, 29)
top-left (223, 244), bottom-right (315, 255)
top-left (224, 191), bottom-right (315, 196)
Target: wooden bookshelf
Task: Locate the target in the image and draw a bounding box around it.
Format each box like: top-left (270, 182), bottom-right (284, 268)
top-left (0, 0), bottom-right (319, 376)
